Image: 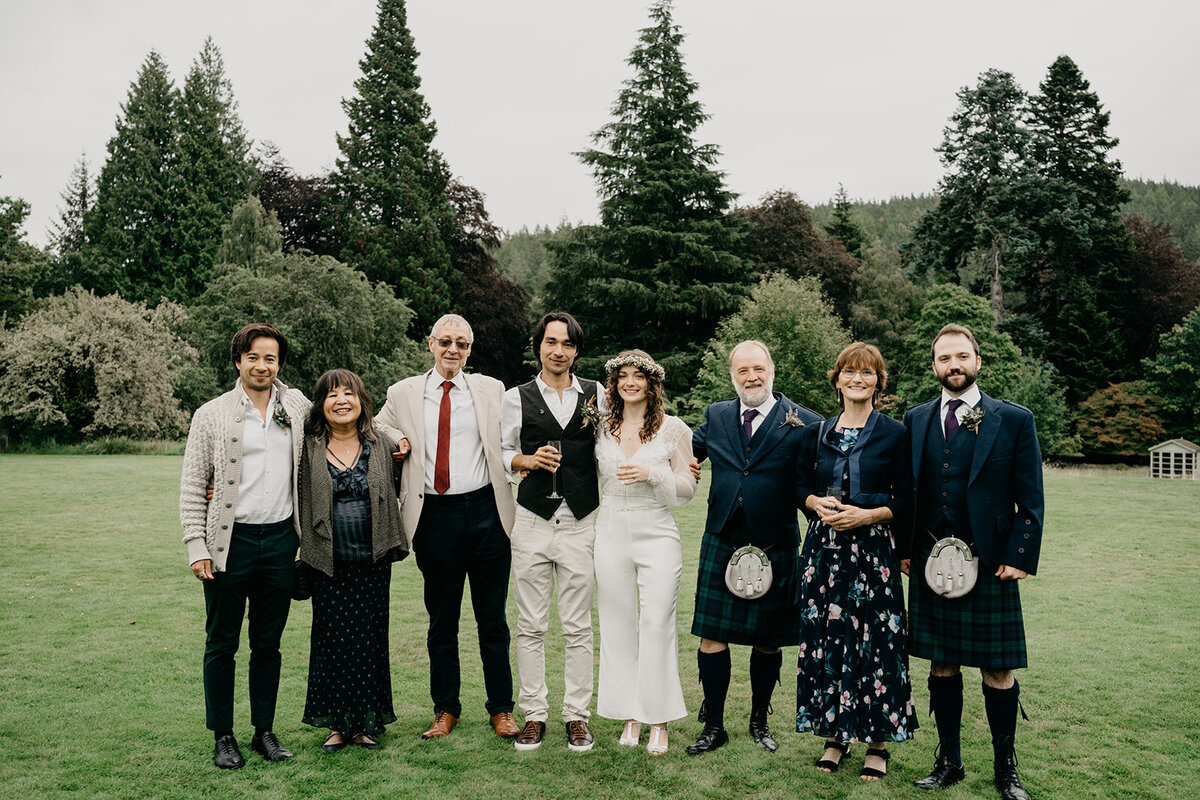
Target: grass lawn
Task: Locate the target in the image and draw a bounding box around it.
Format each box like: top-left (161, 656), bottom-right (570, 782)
top-left (1, 457), bottom-right (1197, 799)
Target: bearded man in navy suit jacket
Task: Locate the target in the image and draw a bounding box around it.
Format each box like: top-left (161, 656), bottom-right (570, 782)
top-left (685, 340), bottom-right (822, 755)
top-left (901, 324), bottom-right (1044, 800)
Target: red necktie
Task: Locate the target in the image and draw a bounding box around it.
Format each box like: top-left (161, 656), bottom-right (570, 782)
top-left (434, 380), bottom-right (452, 494)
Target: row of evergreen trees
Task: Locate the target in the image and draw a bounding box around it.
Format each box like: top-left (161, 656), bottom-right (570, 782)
top-left (3, 0), bottom-right (1199, 459)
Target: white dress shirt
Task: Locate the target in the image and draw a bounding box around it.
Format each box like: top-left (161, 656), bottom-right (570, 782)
top-left (739, 392), bottom-right (778, 439)
top-left (234, 383), bottom-right (294, 524)
top-left (423, 369), bottom-right (491, 494)
top-left (939, 384), bottom-right (982, 429)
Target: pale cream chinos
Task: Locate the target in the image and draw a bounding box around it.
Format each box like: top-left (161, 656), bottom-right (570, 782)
top-left (510, 505), bottom-right (596, 724)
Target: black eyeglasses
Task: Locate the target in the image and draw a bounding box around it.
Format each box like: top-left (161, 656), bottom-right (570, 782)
top-left (434, 338), bottom-right (472, 351)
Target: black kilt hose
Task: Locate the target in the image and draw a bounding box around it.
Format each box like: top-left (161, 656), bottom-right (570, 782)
top-left (908, 546), bottom-right (1027, 670)
top-left (691, 532), bottom-right (801, 648)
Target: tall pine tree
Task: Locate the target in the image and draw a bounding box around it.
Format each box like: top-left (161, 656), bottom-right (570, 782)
top-left (332, 0), bottom-right (457, 336)
top-left (906, 69), bottom-right (1042, 322)
top-left (824, 184), bottom-right (870, 259)
top-left (544, 0), bottom-right (750, 391)
top-left (1026, 55), bottom-right (1134, 398)
top-left (175, 37), bottom-right (257, 301)
top-left (85, 50), bottom-right (181, 303)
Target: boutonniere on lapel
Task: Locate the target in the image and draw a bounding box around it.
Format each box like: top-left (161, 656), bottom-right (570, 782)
top-left (778, 408), bottom-right (806, 429)
top-left (272, 404), bottom-right (292, 429)
top-left (579, 395), bottom-right (602, 435)
top-left (961, 406), bottom-right (984, 434)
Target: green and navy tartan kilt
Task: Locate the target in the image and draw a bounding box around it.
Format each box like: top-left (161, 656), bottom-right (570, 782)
top-left (908, 550), bottom-right (1027, 670)
top-left (690, 532), bottom-right (801, 648)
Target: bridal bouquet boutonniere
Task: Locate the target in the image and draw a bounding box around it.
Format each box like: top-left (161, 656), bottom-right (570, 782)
top-left (579, 395), bottom-right (602, 434)
top-left (961, 406), bottom-right (985, 434)
top-left (272, 404), bottom-right (292, 429)
top-left (779, 408), bottom-right (806, 429)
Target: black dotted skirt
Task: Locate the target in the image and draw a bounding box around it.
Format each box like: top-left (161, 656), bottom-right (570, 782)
top-left (302, 558), bottom-right (396, 735)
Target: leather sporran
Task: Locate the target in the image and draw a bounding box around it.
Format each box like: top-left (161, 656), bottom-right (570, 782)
top-left (923, 536), bottom-right (978, 598)
top-left (724, 545), bottom-right (773, 600)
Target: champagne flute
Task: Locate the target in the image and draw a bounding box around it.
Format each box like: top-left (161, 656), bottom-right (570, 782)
top-left (823, 485), bottom-right (843, 550)
top-left (546, 440), bottom-right (562, 499)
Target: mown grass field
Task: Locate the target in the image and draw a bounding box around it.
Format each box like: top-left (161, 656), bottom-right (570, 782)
top-left (1, 457), bottom-right (1197, 799)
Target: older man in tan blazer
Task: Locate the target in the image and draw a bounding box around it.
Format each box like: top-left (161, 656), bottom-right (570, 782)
top-left (376, 313), bottom-right (518, 741)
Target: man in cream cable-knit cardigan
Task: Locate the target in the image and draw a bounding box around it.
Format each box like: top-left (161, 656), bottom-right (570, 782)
top-left (180, 323), bottom-right (311, 769)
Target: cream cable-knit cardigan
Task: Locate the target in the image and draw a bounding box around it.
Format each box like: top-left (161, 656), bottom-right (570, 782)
top-left (179, 379), bottom-right (311, 572)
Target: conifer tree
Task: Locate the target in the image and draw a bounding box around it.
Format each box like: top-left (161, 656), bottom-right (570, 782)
top-left (332, 0), bottom-right (457, 336)
top-left (824, 184), bottom-right (870, 259)
top-left (84, 50), bottom-right (181, 303)
top-left (544, 0), bottom-right (751, 391)
top-left (906, 69), bottom-right (1042, 322)
top-left (49, 153), bottom-right (93, 257)
top-left (175, 37), bottom-right (257, 300)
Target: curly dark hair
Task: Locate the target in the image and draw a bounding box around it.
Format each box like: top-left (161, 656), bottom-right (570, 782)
top-left (604, 349), bottom-right (665, 443)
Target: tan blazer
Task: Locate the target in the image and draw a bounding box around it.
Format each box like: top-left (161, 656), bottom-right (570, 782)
top-left (376, 369), bottom-right (516, 540)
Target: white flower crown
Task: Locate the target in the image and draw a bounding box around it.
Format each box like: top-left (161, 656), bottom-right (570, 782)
top-left (604, 353), bottom-right (665, 380)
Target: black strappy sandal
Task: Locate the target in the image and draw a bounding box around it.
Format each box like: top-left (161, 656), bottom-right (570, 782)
top-left (860, 747), bottom-right (891, 780)
top-left (815, 740), bottom-right (851, 772)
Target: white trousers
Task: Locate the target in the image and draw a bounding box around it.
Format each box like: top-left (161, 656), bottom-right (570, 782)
top-left (510, 506), bottom-right (596, 723)
top-left (594, 502), bottom-right (687, 724)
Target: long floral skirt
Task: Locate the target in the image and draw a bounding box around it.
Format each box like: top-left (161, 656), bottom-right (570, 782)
top-left (795, 520), bottom-right (918, 743)
top-left (302, 558), bottom-right (396, 736)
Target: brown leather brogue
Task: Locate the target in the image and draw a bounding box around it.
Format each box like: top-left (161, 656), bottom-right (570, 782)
top-left (490, 711), bottom-right (521, 738)
top-left (421, 711), bottom-right (459, 739)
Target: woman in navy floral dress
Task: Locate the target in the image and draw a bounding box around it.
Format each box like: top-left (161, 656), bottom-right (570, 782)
top-left (794, 343), bottom-right (917, 780)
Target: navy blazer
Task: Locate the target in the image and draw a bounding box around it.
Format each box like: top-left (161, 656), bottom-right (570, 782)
top-left (795, 410), bottom-right (913, 556)
top-left (693, 393), bottom-right (822, 548)
top-left (902, 391), bottom-right (1044, 574)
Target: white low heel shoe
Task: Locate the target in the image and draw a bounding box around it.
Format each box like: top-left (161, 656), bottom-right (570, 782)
top-left (647, 724), bottom-right (668, 755)
top-left (619, 721), bottom-right (641, 747)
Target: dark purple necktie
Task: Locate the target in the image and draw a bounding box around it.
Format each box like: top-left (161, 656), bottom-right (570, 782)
top-left (742, 408), bottom-right (758, 441)
top-left (944, 398), bottom-right (963, 440)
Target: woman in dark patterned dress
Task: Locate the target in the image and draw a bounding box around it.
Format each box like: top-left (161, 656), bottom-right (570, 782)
top-left (794, 342), bottom-right (917, 780)
top-left (298, 369), bottom-right (408, 752)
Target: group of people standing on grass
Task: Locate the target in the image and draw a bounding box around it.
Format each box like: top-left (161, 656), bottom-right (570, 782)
top-left (179, 311), bottom-right (1043, 800)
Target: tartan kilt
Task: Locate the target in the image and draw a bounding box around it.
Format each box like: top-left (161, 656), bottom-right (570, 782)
top-left (690, 532), bottom-right (800, 648)
top-left (908, 554), bottom-right (1027, 670)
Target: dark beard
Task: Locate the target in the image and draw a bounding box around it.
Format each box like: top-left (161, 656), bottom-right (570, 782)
top-left (939, 370), bottom-right (977, 392)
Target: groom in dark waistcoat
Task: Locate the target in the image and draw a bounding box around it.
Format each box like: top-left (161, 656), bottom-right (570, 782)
top-left (901, 324), bottom-right (1044, 800)
top-left (500, 312), bottom-right (603, 752)
top-left (686, 339), bottom-right (821, 755)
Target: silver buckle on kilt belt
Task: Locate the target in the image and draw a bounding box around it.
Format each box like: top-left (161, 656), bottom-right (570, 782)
top-left (724, 545), bottom-right (773, 600)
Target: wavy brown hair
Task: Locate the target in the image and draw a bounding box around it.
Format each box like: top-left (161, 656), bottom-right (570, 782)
top-left (605, 350), bottom-right (666, 443)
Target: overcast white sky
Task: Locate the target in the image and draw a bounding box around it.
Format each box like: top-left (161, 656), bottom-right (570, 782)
top-left (2, 0), bottom-right (1197, 248)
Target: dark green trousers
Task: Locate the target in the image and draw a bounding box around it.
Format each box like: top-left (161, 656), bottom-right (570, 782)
top-left (203, 520), bottom-right (297, 731)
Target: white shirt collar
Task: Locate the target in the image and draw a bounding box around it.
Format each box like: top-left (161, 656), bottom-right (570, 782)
top-left (941, 384), bottom-right (981, 411)
top-left (237, 379), bottom-right (279, 408)
top-left (535, 372), bottom-right (582, 396)
top-left (427, 368), bottom-right (468, 392)
top-left (740, 391), bottom-right (777, 421)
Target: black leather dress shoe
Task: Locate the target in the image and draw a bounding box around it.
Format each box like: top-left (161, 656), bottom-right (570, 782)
top-left (251, 730), bottom-right (294, 762)
top-left (748, 716), bottom-right (778, 752)
top-left (685, 725), bottom-right (729, 755)
top-left (213, 734), bottom-right (245, 769)
top-left (915, 754), bottom-right (966, 790)
top-left (995, 754), bottom-right (1031, 800)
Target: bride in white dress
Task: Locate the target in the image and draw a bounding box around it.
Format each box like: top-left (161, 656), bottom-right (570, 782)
top-left (593, 350), bottom-right (696, 755)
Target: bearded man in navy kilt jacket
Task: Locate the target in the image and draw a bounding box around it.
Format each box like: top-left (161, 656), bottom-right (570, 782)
top-left (901, 324), bottom-right (1044, 800)
top-left (685, 340), bottom-right (822, 755)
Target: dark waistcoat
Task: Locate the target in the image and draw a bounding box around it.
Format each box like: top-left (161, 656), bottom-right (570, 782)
top-left (516, 379), bottom-right (600, 520)
top-left (917, 418), bottom-right (974, 543)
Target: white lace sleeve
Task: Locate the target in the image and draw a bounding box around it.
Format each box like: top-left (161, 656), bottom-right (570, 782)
top-left (647, 416), bottom-right (697, 507)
